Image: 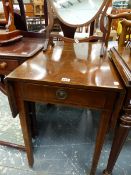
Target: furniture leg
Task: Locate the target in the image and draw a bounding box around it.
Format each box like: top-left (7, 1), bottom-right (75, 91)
top-left (19, 100), bottom-right (34, 167)
top-left (0, 79), bottom-right (25, 150)
top-left (0, 75), bottom-right (6, 95)
top-left (103, 113), bottom-right (131, 175)
top-left (28, 102), bottom-right (38, 138)
top-left (90, 111), bottom-right (111, 175)
top-left (0, 140), bottom-right (25, 150)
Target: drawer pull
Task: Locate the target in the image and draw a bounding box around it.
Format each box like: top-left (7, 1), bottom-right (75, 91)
top-left (0, 62), bottom-right (7, 69)
top-left (56, 89), bottom-right (67, 100)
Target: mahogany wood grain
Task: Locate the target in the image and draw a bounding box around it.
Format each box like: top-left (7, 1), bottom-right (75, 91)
top-left (5, 42), bottom-right (125, 175)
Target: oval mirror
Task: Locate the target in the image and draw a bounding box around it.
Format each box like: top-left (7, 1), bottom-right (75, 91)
top-left (48, 0), bottom-right (110, 27)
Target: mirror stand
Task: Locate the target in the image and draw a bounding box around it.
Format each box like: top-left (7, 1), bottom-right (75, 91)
top-left (45, 0), bottom-right (112, 46)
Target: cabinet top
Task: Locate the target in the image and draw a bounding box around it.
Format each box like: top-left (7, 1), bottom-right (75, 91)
top-left (110, 46), bottom-right (131, 86)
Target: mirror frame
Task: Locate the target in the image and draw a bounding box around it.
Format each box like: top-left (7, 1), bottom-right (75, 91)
top-left (48, 0), bottom-right (112, 27)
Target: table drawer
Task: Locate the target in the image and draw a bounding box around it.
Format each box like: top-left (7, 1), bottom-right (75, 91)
top-left (0, 59), bottom-right (19, 75)
top-left (22, 83), bottom-right (114, 110)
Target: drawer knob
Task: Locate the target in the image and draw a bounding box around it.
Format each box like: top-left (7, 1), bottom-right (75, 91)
top-left (0, 62), bottom-right (7, 69)
top-left (56, 89), bottom-right (67, 100)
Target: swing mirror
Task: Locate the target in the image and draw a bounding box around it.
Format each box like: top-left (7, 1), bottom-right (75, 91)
top-left (48, 0), bottom-right (111, 27)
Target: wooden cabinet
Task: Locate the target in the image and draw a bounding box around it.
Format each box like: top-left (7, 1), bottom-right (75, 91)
top-left (25, 4), bottom-right (34, 17)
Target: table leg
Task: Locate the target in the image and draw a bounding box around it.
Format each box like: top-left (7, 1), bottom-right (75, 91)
top-left (19, 100), bottom-right (34, 167)
top-left (90, 111), bottom-right (111, 175)
top-left (0, 75), bottom-right (6, 95)
top-left (103, 113), bottom-right (131, 175)
top-left (28, 102), bottom-right (38, 138)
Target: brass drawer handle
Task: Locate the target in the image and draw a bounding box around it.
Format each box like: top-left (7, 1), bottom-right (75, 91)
top-left (0, 62), bottom-right (7, 69)
top-left (56, 89), bottom-right (68, 100)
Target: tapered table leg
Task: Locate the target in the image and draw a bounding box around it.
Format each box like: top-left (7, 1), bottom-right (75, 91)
top-left (90, 111), bottom-right (111, 175)
top-left (19, 100), bottom-right (34, 166)
top-left (103, 114), bottom-right (131, 175)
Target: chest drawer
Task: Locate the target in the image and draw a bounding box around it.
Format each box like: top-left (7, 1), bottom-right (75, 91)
top-left (21, 83), bottom-right (116, 110)
top-left (0, 59), bottom-right (19, 75)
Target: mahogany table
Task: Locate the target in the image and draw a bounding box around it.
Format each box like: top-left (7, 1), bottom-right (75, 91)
top-left (104, 46), bottom-right (131, 175)
top-left (5, 42), bottom-right (125, 175)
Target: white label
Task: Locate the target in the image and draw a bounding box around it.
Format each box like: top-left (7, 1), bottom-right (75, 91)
top-left (74, 39), bottom-right (79, 43)
top-left (61, 77), bottom-right (70, 82)
top-left (21, 52), bottom-right (27, 55)
top-left (114, 81), bottom-right (119, 86)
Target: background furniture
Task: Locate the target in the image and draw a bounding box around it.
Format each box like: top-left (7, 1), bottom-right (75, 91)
top-left (33, 0), bottom-right (44, 16)
top-left (103, 45), bottom-right (131, 175)
top-left (106, 12), bottom-right (131, 46)
top-left (119, 18), bottom-right (131, 46)
top-left (0, 0), bottom-right (47, 150)
top-left (1, 0), bottom-right (16, 31)
top-left (0, 30), bottom-right (46, 148)
top-left (103, 16), bottom-right (131, 174)
top-left (111, 8), bottom-right (131, 31)
top-left (103, 13), bottom-right (131, 175)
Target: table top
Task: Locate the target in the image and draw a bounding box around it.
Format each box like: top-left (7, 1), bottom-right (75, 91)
top-left (0, 30), bottom-right (47, 58)
top-left (6, 41), bottom-right (124, 92)
top-left (0, 37), bottom-right (45, 58)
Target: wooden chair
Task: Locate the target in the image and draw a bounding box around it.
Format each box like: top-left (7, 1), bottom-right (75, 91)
top-left (106, 12), bottom-right (131, 46)
top-left (119, 18), bottom-right (131, 47)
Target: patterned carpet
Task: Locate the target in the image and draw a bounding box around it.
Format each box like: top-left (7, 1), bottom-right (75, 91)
top-left (0, 91), bottom-right (24, 145)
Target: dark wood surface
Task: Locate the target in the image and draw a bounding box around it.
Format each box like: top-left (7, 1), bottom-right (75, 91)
top-left (0, 31), bottom-right (47, 76)
top-left (0, 30), bottom-right (47, 149)
top-left (104, 46), bottom-right (131, 175)
top-left (5, 41), bottom-right (126, 175)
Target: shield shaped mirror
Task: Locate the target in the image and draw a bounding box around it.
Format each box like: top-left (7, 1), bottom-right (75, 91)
top-left (48, 0), bottom-right (111, 27)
